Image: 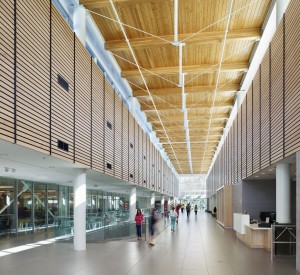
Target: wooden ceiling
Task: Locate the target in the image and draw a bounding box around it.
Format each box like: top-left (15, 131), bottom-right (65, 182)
top-left (81, 0), bottom-right (272, 174)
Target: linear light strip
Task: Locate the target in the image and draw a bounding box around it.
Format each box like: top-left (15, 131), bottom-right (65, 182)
top-left (109, 0), bottom-right (183, 174)
top-left (200, 0), bottom-right (234, 173)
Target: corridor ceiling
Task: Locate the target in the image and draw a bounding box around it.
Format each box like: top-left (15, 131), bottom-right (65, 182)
top-left (80, 0), bottom-right (272, 174)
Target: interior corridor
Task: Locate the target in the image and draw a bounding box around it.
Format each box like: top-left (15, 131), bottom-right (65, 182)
top-left (0, 212), bottom-right (298, 275)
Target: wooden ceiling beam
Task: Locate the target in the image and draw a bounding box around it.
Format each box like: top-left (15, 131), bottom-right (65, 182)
top-left (154, 127), bottom-right (224, 133)
top-left (133, 84), bottom-right (239, 98)
top-left (152, 122), bottom-right (224, 130)
top-left (141, 101), bottom-right (233, 112)
top-left (105, 28), bottom-right (261, 51)
top-left (122, 62), bottom-right (247, 78)
top-left (81, 0), bottom-right (165, 9)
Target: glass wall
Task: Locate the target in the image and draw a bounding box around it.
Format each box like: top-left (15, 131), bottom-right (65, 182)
top-left (0, 177), bottom-right (133, 240)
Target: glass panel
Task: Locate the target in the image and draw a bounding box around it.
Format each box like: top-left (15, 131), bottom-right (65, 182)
top-left (34, 183), bottom-right (46, 231)
top-left (48, 184), bottom-right (58, 228)
top-left (18, 181), bottom-right (33, 233)
top-left (0, 178), bottom-right (15, 237)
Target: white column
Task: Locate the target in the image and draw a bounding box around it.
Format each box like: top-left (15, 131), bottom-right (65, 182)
top-left (73, 5), bottom-right (86, 46)
top-left (150, 192), bottom-right (155, 208)
top-left (276, 163), bottom-right (290, 223)
top-left (276, 0), bottom-right (291, 26)
top-left (129, 187), bottom-right (136, 222)
top-left (161, 195), bottom-right (165, 213)
top-left (74, 169), bottom-right (86, 251)
top-left (296, 152), bottom-right (300, 271)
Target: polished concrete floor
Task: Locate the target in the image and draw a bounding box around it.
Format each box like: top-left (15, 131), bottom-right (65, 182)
top-left (0, 212), bottom-right (298, 275)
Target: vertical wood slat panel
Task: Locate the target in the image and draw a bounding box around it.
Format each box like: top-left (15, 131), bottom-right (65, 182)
top-left (241, 102), bottom-right (247, 179)
top-left (128, 113), bottom-right (135, 182)
top-left (252, 72), bottom-right (260, 174)
top-left (147, 137), bottom-right (151, 188)
top-left (74, 38), bottom-right (91, 167)
top-left (0, 0), bottom-right (15, 142)
top-left (16, 0), bottom-right (50, 153)
top-left (142, 132), bottom-right (147, 186)
top-left (122, 105), bottom-right (129, 181)
top-left (138, 127), bottom-right (143, 185)
top-left (51, 5), bottom-right (74, 161)
top-left (134, 120), bottom-right (139, 184)
top-left (114, 93), bottom-right (123, 179)
top-left (91, 61), bottom-right (104, 173)
top-left (260, 51), bottom-right (271, 169)
top-left (246, 86), bottom-right (253, 177)
top-left (270, 22), bottom-right (284, 164)
top-left (285, 0), bottom-right (300, 156)
top-left (104, 79), bottom-right (115, 176)
top-left (236, 109), bottom-right (241, 182)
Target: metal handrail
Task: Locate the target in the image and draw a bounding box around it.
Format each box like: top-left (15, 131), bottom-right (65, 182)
top-left (271, 224), bottom-right (296, 260)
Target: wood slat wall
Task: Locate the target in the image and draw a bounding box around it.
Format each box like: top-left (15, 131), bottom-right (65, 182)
top-left (51, 6), bottom-right (74, 161)
top-left (0, 0), bottom-right (178, 196)
top-left (122, 103), bottom-right (129, 181)
top-left (114, 93), bottom-right (123, 179)
top-left (0, 0), bottom-right (14, 142)
top-left (104, 78), bottom-right (115, 176)
top-left (260, 51), bottom-right (271, 169)
top-left (270, 21), bottom-right (284, 164)
top-left (91, 61), bottom-right (104, 173)
top-left (74, 38), bottom-right (92, 167)
top-left (207, 0), bottom-right (300, 201)
top-left (252, 71), bottom-right (261, 174)
top-left (285, 0), bottom-right (300, 156)
top-left (16, 0), bottom-right (50, 153)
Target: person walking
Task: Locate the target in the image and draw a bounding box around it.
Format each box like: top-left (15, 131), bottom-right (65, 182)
top-left (135, 209), bottom-right (144, 240)
top-left (181, 203), bottom-right (184, 214)
top-left (186, 203), bottom-right (191, 218)
top-left (175, 204), bottom-right (180, 223)
top-left (169, 206), bottom-right (178, 232)
top-left (194, 205), bottom-right (198, 216)
top-left (148, 208), bottom-right (157, 247)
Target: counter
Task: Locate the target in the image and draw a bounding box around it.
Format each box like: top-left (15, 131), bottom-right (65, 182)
top-left (236, 224), bottom-right (271, 251)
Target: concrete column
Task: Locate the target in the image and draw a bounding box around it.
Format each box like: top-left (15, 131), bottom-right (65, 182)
top-left (276, 0), bottom-right (291, 26)
top-left (129, 187), bottom-right (136, 222)
top-left (150, 192), bottom-right (155, 208)
top-left (161, 195), bottom-right (165, 213)
top-left (73, 5), bottom-right (86, 46)
top-left (74, 169), bottom-right (86, 251)
top-left (296, 152), bottom-right (300, 271)
top-left (276, 163), bottom-right (290, 223)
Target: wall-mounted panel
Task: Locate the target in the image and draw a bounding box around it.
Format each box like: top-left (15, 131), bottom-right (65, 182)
top-left (104, 79), bottom-right (115, 176)
top-left (285, 2), bottom-right (300, 156)
top-left (246, 86), bottom-right (253, 177)
top-left (91, 61), bottom-right (104, 173)
top-left (252, 71), bottom-right (261, 174)
top-left (260, 51), bottom-right (271, 169)
top-left (122, 105), bottom-right (129, 181)
top-left (16, 0), bottom-right (50, 153)
top-left (270, 22), bottom-right (284, 164)
top-left (128, 113), bottom-right (135, 182)
top-left (114, 93), bottom-right (123, 179)
top-left (0, 0), bottom-right (15, 142)
top-left (74, 38), bottom-right (91, 167)
top-left (51, 5), bottom-right (74, 161)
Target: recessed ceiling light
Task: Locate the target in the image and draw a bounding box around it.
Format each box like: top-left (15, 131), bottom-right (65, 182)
top-left (255, 176), bottom-right (259, 178)
top-left (261, 172), bottom-right (265, 175)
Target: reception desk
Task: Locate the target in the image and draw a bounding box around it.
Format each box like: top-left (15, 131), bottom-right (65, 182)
top-left (236, 224), bottom-right (271, 251)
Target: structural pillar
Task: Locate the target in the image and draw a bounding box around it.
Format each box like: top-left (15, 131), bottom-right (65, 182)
top-left (74, 169), bottom-right (86, 251)
top-left (276, 0), bottom-right (291, 26)
top-left (73, 5), bottom-right (87, 46)
top-left (150, 192), bottom-right (155, 208)
top-left (276, 163), bottom-right (290, 223)
top-left (161, 195), bottom-right (165, 213)
top-left (129, 187), bottom-right (137, 222)
top-left (296, 152), bottom-right (300, 271)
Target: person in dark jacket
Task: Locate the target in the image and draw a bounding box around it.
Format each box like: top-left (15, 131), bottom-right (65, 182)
top-left (186, 203), bottom-right (191, 218)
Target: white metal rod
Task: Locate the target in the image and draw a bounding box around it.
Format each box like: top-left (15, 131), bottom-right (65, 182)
top-left (179, 43), bottom-right (183, 85)
top-left (174, 0), bottom-right (178, 43)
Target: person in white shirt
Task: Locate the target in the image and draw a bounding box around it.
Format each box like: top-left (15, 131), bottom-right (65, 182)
top-left (169, 206), bottom-right (178, 232)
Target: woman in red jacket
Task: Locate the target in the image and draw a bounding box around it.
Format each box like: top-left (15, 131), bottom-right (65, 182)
top-left (135, 209), bottom-right (144, 240)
